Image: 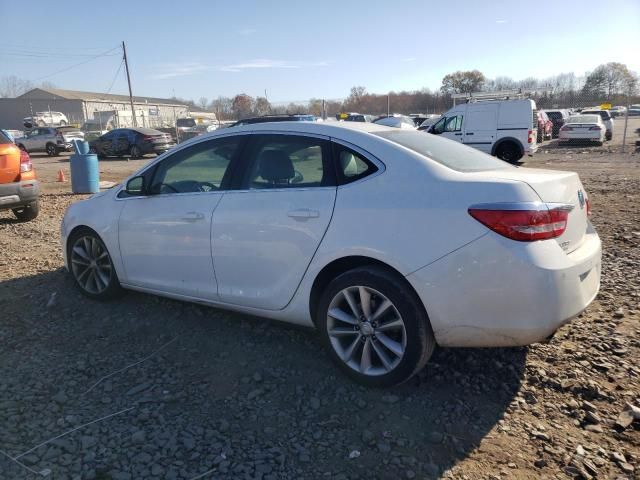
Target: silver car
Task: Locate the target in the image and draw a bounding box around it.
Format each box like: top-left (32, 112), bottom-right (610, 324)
top-left (16, 127), bottom-right (84, 156)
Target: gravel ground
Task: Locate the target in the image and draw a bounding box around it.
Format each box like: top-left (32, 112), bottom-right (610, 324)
top-left (0, 142), bottom-right (639, 479)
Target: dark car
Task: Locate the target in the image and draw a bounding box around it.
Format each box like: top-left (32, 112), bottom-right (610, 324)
top-left (228, 115), bottom-right (316, 128)
top-left (544, 110), bottom-right (570, 138)
top-left (90, 128), bottom-right (175, 159)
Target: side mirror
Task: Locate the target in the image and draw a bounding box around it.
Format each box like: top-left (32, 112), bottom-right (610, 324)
top-left (125, 176), bottom-right (145, 195)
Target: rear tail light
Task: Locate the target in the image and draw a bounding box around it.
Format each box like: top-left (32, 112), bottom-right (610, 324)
top-left (143, 135), bottom-right (157, 142)
top-left (468, 203), bottom-right (573, 241)
top-left (19, 148), bottom-right (33, 173)
top-left (589, 126), bottom-right (601, 131)
top-left (560, 126), bottom-right (573, 131)
top-left (528, 130), bottom-right (534, 143)
top-left (585, 196), bottom-right (592, 216)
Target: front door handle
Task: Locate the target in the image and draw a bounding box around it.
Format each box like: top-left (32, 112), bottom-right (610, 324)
top-left (454, 133), bottom-right (462, 136)
top-left (466, 132), bottom-right (474, 135)
top-left (182, 211), bottom-right (205, 222)
top-left (287, 208), bottom-right (320, 219)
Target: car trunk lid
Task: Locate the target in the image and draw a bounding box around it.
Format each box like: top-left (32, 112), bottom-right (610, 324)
top-left (474, 168), bottom-right (590, 253)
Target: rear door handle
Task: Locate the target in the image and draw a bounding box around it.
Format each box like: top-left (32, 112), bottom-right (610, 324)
top-left (454, 133), bottom-right (462, 136)
top-left (466, 132), bottom-right (474, 135)
top-left (287, 208), bottom-right (320, 219)
top-left (182, 211), bottom-right (205, 222)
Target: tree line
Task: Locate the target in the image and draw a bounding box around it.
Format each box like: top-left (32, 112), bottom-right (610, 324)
top-left (204, 62), bottom-right (638, 119)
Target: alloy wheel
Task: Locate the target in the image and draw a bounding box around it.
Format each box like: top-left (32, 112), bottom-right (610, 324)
top-left (326, 286), bottom-right (407, 376)
top-left (70, 236), bottom-right (113, 295)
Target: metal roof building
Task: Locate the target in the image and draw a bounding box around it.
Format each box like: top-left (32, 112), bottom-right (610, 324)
top-left (0, 87), bottom-right (207, 130)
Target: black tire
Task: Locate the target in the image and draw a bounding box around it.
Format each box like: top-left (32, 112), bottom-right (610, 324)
top-left (12, 200), bottom-right (39, 221)
top-left (536, 129), bottom-right (543, 143)
top-left (495, 142), bottom-right (522, 164)
top-left (38, 120), bottom-right (45, 127)
top-left (130, 145), bottom-right (142, 159)
top-left (67, 228), bottom-right (123, 301)
top-left (46, 143), bottom-right (58, 157)
top-left (59, 120), bottom-right (67, 126)
top-left (317, 266), bottom-right (435, 387)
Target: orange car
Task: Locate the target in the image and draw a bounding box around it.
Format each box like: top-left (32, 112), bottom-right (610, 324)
top-left (0, 130), bottom-right (39, 221)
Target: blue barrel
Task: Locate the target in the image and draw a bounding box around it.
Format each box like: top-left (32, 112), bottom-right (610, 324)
top-left (70, 140), bottom-right (99, 194)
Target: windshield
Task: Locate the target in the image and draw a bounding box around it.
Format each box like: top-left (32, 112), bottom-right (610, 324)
top-left (375, 130), bottom-right (513, 172)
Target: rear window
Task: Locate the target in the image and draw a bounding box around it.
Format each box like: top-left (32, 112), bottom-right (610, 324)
top-left (375, 130), bottom-right (513, 172)
top-left (177, 118), bottom-right (196, 128)
top-left (568, 115), bottom-right (599, 124)
top-left (546, 111), bottom-right (562, 120)
top-left (582, 110), bottom-right (610, 120)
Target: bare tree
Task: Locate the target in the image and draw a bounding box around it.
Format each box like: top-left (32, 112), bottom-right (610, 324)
top-left (198, 97), bottom-right (208, 109)
top-left (253, 97), bottom-right (271, 116)
top-left (0, 75), bottom-right (34, 98)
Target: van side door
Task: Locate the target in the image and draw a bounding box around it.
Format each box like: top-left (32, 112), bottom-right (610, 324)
top-left (463, 105), bottom-right (498, 153)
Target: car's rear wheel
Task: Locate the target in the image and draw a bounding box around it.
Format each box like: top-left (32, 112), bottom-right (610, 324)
top-left (38, 120), bottom-right (45, 127)
top-left (495, 142), bottom-right (522, 164)
top-left (46, 143), bottom-right (58, 157)
top-left (59, 120), bottom-right (67, 126)
top-left (12, 200), bottom-right (39, 221)
top-left (68, 229), bottom-right (122, 300)
top-left (317, 266), bottom-right (435, 387)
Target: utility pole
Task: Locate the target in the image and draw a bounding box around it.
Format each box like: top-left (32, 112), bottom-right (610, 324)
top-left (122, 41), bottom-right (137, 127)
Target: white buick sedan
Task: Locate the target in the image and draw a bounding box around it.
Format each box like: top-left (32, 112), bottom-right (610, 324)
top-left (61, 122), bottom-right (601, 387)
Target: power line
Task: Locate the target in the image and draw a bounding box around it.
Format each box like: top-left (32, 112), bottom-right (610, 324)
top-left (30, 46), bottom-right (121, 82)
top-left (105, 59), bottom-right (125, 94)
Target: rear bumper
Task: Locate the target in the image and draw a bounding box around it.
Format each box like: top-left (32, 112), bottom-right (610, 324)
top-left (559, 132), bottom-right (603, 141)
top-left (406, 226), bottom-right (601, 347)
top-left (0, 180), bottom-right (40, 210)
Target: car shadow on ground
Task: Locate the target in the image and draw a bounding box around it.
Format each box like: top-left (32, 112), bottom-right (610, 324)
top-left (0, 268), bottom-right (527, 479)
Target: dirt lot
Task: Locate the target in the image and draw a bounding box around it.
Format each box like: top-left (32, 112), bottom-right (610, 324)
top-left (1, 125), bottom-right (639, 479)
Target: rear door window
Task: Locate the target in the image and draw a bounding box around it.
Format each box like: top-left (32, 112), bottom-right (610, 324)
top-left (240, 134), bottom-right (335, 189)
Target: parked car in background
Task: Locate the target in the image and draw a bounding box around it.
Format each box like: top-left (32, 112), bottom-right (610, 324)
top-left (80, 121), bottom-right (109, 142)
top-left (23, 111), bottom-right (69, 128)
top-left (558, 114), bottom-right (606, 145)
top-left (536, 110), bottom-right (553, 142)
top-left (16, 126), bottom-right (84, 156)
top-left (90, 128), bottom-right (175, 159)
top-left (428, 99), bottom-right (537, 163)
top-left (61, 121), bottom-right (601, 386)
top-left (0, 129), bottom-right (39, 221)
top-left (417, 115), bottom-right (442, 131)
top-left (373, 115), bottom-right (416, 129)
top-left (628, 105), bottom-right (640, 116)
top-left (609, 106), bottom-right (626, 117)
top-left (3, 129), bottom-right (24, 140)
top-left (229, 114), bottom-right (317, 128)
top-left (340, 113), bottom-right (375, 122)
top-left (409, 113), bottom-right (439, 127)
top-left (580, 109), bottom-right (614, 140)
top-left (544, 110), bottom-right (571, 138)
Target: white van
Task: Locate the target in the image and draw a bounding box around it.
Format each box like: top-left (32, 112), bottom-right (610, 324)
top-left (427, 99), bottom-right (538, 163)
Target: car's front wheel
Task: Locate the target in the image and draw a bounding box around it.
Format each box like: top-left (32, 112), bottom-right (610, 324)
top-left (67, 228), bottom-right (122, 300)
top-left (317, 266), bottom-right (435, 387)
top-left (46, 143), bottom-right (58, 156)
